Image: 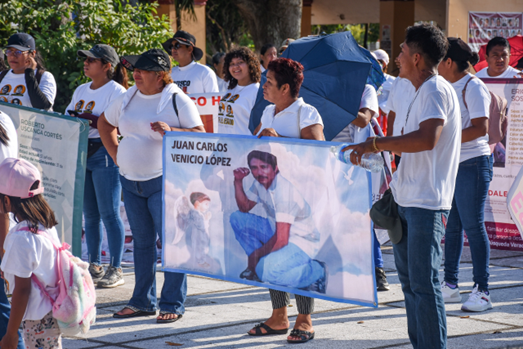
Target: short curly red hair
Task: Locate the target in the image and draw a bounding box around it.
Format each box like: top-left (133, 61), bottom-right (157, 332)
top-left (267, 58), bottom-right (304, 98)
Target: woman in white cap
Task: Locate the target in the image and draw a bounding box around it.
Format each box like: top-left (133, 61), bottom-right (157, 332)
top-left (65, 44), bottom-right (129, 289)
top-left (98, 48), bottom-right (205, 323)
top-left (0, 33), bottom-right (56, 110)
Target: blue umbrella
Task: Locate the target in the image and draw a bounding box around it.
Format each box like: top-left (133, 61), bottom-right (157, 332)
top-left (249, 31), bottom-right (377, 141)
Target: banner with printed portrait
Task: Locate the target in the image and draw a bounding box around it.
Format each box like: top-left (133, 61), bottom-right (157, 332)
top-left (162, 132), bottom-right (377, 306)
top-left (469, 12), bottom-right (523, 52)
top-left (0, 103), bottom-right (88, 256)
top-left (481, 78), bottom-right (523, 251)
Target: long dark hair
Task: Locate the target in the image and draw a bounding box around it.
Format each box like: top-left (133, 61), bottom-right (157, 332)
top-left (223, 47), bottom-right (261, 90)
top-left (34, 50), bottom-right (47, 78)
top-left (0, 57), bottom-right (7, 72)
top-left (0, 185), bottom-right (58, 234)
top-left (103, 60), bottom-right (129, 89)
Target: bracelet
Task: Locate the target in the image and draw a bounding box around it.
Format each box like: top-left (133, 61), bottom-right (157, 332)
top-left (372, 136), bottom-right (380, 153)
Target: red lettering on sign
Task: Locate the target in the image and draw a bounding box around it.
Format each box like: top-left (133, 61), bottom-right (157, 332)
top-left (489, 190), bottom-right (508, 197)
top-left (212, 96), bottom-right (221, 105)
top-left (197, 97), bottom-right (206, 106)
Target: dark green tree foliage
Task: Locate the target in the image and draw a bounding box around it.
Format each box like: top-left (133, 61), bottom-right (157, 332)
top-left (205, 0), bottom-right (250, 56)
top-left (0, 0), bottom-right (173, 112)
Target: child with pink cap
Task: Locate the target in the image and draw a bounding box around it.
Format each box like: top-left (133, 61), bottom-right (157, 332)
top-left (0, 158), bottom-right (62, 349)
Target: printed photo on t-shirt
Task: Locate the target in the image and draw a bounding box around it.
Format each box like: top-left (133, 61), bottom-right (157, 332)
top-left (11, 98), bottom-right (21, 105)
top-left (226, 105), bottom-right (233, 116)
top-left (84, 101), bottom-right (95, 113)
top-left (75, 100), bottom-right (85, 111)
top-left (0, 96), bottom-right (8, 103)
top-left (222, 93), bottom-right (231, 101)
top-left (228, 94), bottom-right (240, 103)
top-left (174, 81), bottom-right (190, 93)
top-left (218, 102), bottom-right (225, 116)
top-left (12, 85), bottom-right (25, 96)
top-left (0, 85), bottom-right (11, 95)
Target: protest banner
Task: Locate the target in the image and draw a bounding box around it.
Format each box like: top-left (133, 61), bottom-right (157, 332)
top-left (0, 103), bottom-right (88, 256)
top-left (162, 132), bottom-right (377, 306)
top-left (482, 78), bottom-right (523, 251)
top-left (468, 12), bottom-right (523, 52)
top-left (188, 93), bottom-right (221, 133)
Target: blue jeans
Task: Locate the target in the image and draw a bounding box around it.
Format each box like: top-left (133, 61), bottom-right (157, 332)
top-left (120, 175), bottom-right (187, 314)
top-left (444, 155), bottom-right (492, 291)
top-left (0, 258), bottom-right (24, 349)
top-left (230, 211), bottom-right (324, 288)
top-left (83, 141), bottom-right (125, 268)
top-left (373, 230), bottom-right (383, 269)
top-left (394, 206), bottom-right (448, 349)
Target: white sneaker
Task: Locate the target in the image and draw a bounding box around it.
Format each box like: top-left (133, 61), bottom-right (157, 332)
top-left (461, 286), bottom-right (493, 312)
top-left (441, 281), bottom-right (461, 303)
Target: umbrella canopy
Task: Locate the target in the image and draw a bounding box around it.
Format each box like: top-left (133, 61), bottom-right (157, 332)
top-left (249, 32), bottom-right (375, 141)
top-left (473, 35), bottom-right (523, 72)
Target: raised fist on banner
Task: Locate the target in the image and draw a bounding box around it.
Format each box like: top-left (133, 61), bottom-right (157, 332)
top-left (233, 167), bottom-right (250, 180)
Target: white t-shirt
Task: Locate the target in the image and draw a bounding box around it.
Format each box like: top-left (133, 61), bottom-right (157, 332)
top-left (217, 77), bottom-right (228, 93)
top-left (104, 84), bottom-right (203, 181)
top-left (171, 61), bottom-right (219, 94)
top-left (246, 173), bottom-right (319, 257)
top-left (0, 70), bottom-right (56, 110)
top-left (257, 98), bottom-right (324, 138)
top-left (66, 80), bottom-right (127, 138)
top-left (218, 83), bottom-right (259, 135)
top-left (1, 221), bottom-right (60, 321)
top-left (332, 84), bottom-right (379, 143)
top-left (452, 74), bottom-right (491, 162)
top-left (0, 111), bottom-right (18, 162)
top-left (386, 77), bottom-right (416, 137)
top-left (390, 75), bottom-right (461, 210)
top-left (378, 74), bottom-right (396, 113)
top-left (260, 64), bottom-right (266, 73)
top-left (475, 66), bottom-right (521, 79)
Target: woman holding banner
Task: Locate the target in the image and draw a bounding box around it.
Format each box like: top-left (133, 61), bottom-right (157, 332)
top-left (98, 48), bottom-right (204, 323)
top-left (247, 58), bottom-right (324, 344)
top-left (66, 44), bottom-right (129, 288)
top-left (219, 47), bottom-right (261, 135)
top-left (0, 33), bottom-right (56, 110)
top-left (438, 37), bottom-right (493, 312)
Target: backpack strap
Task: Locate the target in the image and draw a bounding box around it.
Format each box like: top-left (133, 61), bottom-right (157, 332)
top-left (462, 75), bottom-right (476, 110)
top-left (172, 92), bottom-right (178, 118)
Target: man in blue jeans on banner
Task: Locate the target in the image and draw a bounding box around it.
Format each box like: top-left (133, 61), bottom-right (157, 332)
top-left (346, 24), bottom-right (461, 349)
top-left (230, 150), bottom-right (327, 292)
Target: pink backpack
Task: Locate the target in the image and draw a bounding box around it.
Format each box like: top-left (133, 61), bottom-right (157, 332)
top-left (30, 229), bottom-right (97, 336)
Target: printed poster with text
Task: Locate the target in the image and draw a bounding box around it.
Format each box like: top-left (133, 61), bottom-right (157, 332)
top-left (0, 103), bottom-right (88, 255)
top-left (469, 12), bottom-right (523, 52)
top-left (482, 78), bottom-right (523, 251)
top-left (162, 132), bottom-right (377, 306)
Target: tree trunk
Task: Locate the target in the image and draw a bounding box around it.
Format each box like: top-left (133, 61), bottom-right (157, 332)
top-left (233, 0), bottom-right (302, 52)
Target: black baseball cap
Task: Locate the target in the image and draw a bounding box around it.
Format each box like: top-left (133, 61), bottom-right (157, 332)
top-left (120, 49), bottom-right (171, 72)
top-left (5, 33), bottom-right (35, 51)
top-left (77, 44), bottom-right (120, 67)
top-left (162, 30), bottom-right (204, 61)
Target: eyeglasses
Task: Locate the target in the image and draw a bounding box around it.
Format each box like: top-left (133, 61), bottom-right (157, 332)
top-left (83, 57), bottom-right (100, 64)
top-left (4, 49), bottom-right (26, 57)
top-left (170, 43), bottom-right (187, 51)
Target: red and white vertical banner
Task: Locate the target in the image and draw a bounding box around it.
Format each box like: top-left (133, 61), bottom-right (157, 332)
top-left (189, 93), bottom-right (221, 133)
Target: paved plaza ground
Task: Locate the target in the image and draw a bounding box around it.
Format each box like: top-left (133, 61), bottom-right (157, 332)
top-left (63, 244), bottom-right (523, 349)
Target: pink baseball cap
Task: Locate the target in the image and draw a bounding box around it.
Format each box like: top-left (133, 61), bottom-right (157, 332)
top-left (0, 158), bottom-right (44, 198)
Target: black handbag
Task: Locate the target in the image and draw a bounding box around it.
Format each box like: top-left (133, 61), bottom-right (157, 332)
top-left (370, 189), bottom-right (403, 244)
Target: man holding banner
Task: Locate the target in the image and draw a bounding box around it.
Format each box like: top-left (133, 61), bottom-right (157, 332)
top-left (347, 24), bottom-right (461, 349)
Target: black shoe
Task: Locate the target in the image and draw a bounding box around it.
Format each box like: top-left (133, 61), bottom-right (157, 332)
top-left (375, 267), bottom-right (390, 291)
top-left (239, 268), bottom-right (261, 282)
